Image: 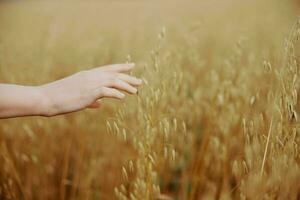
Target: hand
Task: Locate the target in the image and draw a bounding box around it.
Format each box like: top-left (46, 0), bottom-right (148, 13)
top-left (38, 63), bottom-right (142, 116)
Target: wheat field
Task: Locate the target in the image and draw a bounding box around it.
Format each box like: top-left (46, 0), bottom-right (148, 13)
top-left (0, 0), bottom-right (300, 199)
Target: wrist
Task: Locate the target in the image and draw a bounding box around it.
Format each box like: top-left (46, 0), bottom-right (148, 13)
top-left (34, 86), bottom-right (56, 117)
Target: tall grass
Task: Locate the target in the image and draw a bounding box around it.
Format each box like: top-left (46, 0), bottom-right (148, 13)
top-left (0, 0), bottom-right (300, 199)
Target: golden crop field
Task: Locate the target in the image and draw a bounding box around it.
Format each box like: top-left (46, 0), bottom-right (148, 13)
top-left (0, 0), bottom-right (300, 199)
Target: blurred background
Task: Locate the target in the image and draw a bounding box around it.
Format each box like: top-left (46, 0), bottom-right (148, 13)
top-left (0, 0), bottom-right (300, 199)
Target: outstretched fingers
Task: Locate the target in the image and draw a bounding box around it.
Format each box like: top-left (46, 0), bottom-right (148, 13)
top-left (117, 73), bottom-right (142, 86)
top-left (109, 79), bottom-right (138, 94)
top-left (93, 87), bottom-right (125, 100)
top-left (87, 63), bottom-right (142, 109)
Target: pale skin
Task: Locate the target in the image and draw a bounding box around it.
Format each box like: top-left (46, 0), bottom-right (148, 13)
top-left (0, 63), bottom-right (142, 118)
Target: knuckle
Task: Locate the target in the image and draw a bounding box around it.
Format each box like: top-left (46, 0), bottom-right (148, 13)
top-left (99, 87), bottom-right (106, 96)
top-left (111, 77), bottom-right (119, 85)
top-left (111, 88), bottom-right (118, 93)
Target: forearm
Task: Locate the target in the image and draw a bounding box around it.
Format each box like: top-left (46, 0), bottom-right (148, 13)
top-left (0, 84), bottom-right (48, 118)
top-left (0, 63), bottom-right (141, 118)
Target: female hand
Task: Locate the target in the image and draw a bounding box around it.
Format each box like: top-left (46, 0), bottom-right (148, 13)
top-left (38, 63), bottom-right (142, 116)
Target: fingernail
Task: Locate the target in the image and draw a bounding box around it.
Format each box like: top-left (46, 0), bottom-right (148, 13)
top-left (120, 93), bottom-right (125, 98)
top-left (133, 88), bottom-right (138, 93)
top-left (138, 79), bottom-right (143, 84)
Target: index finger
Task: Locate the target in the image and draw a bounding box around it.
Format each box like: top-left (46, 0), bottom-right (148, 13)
top-left (93, 63), bottom-right (135, 73)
